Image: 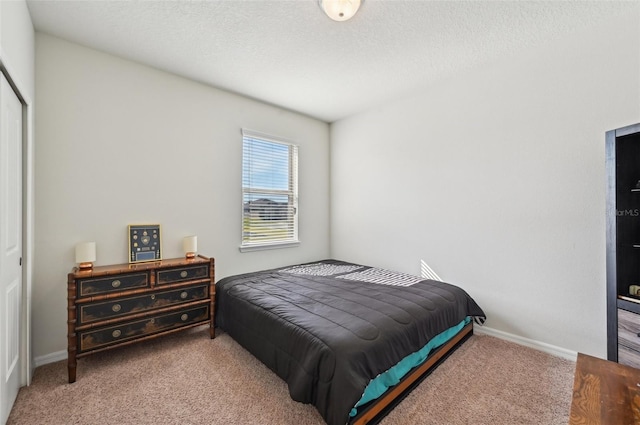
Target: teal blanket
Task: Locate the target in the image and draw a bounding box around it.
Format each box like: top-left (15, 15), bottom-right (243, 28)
top-left (350, 317), bottom-right (471, 416)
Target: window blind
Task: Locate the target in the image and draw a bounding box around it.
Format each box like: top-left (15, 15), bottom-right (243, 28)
top-left (241, 130), bottom-right (298, 249)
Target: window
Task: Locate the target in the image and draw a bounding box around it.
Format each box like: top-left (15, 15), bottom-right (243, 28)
top-left (241, 130), bottom-right (299, 251)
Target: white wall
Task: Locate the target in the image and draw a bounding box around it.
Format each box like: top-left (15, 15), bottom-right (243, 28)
top-left (330, 9), bottom-right (640, 358)
top-left (34, 34), bottom-right (330, 360)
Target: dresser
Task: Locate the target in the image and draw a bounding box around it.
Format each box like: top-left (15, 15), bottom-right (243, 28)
top-left (67, 255), bottom-right (215, 383)
top-left (606, 122), bottom-right (640, 366)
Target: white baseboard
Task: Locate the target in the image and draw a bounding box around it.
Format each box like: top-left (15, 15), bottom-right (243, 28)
top-left (33, 326), bottom-right (577, 369)
top-left (474, 325), bottom-right (577, 361)
top-left (34, 350), bottom-right (66, 367)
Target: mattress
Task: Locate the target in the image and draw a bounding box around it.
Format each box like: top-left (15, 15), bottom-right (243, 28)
top-left (215, 259), bottom-right (485, 425)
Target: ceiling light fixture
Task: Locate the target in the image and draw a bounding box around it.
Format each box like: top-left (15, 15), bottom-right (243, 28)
top-left (320, 0), bottom-right (362, 22)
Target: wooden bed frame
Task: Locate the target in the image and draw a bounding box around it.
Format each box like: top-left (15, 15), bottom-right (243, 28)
top-left (350, 321), bottom-right (474, 425)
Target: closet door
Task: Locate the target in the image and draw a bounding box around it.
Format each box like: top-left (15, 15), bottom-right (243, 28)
top-left (0, 73), bottom-right (23, 424)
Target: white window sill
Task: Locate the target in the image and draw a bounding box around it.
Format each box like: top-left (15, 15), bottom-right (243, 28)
top-left (239, 241), bottom-right (300, 252)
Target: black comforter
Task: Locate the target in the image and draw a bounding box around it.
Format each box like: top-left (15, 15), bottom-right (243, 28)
top-left (215, 260), bottom-right (485, 425)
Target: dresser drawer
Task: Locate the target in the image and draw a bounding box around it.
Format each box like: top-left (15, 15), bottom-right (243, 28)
top-left (619, 344), bottom-right (640, 369)
top-left (156, 264), bottom-right (209, 285)
top-left (78, 305), bottom-right (209, 353)
top-left (618, 308), bottom-right (640, 352)
top-left (77, 284), bottom-right (209, 325)
top-left (77, 272), bottom-right (149, 297)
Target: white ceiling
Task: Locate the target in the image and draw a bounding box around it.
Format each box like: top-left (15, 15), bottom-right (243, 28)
top-left (26, 0), bottom-right (633, 123)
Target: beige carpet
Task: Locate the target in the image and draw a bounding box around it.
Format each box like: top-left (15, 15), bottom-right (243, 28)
top-left (8, 326), bottom-right (575, 425)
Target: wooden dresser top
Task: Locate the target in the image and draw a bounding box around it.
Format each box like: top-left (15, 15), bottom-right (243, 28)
top-left (570, 352), bottom-right (640, 424)
top-left (70, 254), bottom-right (211, 278)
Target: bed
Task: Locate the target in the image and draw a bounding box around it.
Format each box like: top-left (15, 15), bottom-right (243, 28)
top-left (215, 259), bottom-right (485, 425)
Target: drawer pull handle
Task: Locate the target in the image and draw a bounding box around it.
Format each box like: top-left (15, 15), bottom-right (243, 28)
top-left (150, 294), bottom-right (156, 300)
top-left (112, 329), bottom-right (121, 338)
top-left (111, 280), bottom-right (121, 288)
top-left (180, 291), bottom-right (188, 299)
top-left (111, 304), bottom-right (121, 313)
top-left (180, 271), bottom-right (188, 278)
top-left (181, 313), bottom-right (188, 321)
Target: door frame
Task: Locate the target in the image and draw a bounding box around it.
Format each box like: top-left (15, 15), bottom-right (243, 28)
top-left (0, 59), bottom-right (34, 387)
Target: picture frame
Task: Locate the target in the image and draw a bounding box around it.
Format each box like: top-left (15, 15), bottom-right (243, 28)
top-left (128, 224), bottom-right (162, 263)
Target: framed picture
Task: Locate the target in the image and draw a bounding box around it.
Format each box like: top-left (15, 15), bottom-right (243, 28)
top-left (128, 224), bottom-right (162, 263)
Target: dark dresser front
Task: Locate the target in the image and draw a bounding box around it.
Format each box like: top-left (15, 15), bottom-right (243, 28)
top-left (67, 255), bottom-right (215, 383)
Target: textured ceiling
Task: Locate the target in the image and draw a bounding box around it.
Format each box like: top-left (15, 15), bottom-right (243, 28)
top-left (26, 0), bottom-right (634, 122)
